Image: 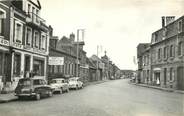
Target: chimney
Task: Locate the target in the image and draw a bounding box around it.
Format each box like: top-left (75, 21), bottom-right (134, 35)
top-left (162, 16), bottom-right (165, 28)
top-left (69, 33), bottom-right (75, 42)
top-left (165, 16), bottom-right (175, 25)
top-left (50, 36), bottom-right (59, 49)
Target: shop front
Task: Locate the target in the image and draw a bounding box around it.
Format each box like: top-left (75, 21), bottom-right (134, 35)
top-left (153, 68), bottom-right (161, 86)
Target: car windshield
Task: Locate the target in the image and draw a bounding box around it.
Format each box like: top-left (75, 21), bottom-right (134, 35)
top-left (51, 80), bottom-right (57, 83)
top-left (69, 78), bottom-right (77, 81)
top-left (33, 79), bottom-right (45, 85)
top-left (18, 79), bottom-right (31, 86)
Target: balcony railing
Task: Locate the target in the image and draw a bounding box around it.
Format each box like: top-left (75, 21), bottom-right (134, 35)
top-left (26, 12), bottom-right (46, 26)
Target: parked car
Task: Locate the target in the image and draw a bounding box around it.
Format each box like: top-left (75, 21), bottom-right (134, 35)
top-left (15, 77), bottom-right (53, 100)
top-left (68, 77), bottom-right (83, 90)
top-left (50, 78), bottom-right (69, 94)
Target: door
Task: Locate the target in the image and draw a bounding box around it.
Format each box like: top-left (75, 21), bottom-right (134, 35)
top-left (177, 67), bottom-right (184, 90)
top-left (24, 56), bottom-right (30, 77)
top-left (164, 68), bottom-right (167, 86)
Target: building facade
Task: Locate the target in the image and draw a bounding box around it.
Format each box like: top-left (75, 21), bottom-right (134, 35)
top-left (137, 16), bottom-right (184, 90)
top-left (137, 43), bottom-right (150, 83)
top-left (48, 34), bottom-right (77, 80)
top-left (0, 0), bottom-right (50, 92)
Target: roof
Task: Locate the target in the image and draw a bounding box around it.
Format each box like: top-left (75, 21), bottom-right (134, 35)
top-left (86, 58), bottom-right (97, 69)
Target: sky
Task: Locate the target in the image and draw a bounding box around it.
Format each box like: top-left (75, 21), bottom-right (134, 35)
top-left (39, 0), bottom-right (184, 70)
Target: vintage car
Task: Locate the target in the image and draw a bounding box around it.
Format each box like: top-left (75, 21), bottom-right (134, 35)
top-left (15, 77), bottom-right (53, 100)
top-left (68, 77), bottom-right (83, 90)
top-left (50, 78), bottom-right (69, 94)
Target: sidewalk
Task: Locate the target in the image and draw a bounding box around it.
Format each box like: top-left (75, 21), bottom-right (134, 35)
top-left (0, 93), bottom-right (18, 103)
top-left (130, 82), bottom-right (184, 94)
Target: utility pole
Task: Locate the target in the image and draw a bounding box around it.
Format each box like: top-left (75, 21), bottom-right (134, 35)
top-left (76, 29), bottom-right (85, 77)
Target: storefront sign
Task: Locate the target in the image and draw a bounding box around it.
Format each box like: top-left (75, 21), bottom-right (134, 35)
top-left (0, 37), bottom-right (9, 46)
top-left (49, 57), bottom-right (64, 65)
top-left (33, 48), bottom-right (46, 54)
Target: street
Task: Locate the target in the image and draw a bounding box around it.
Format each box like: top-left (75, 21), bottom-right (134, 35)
top-left (0, 79), bottom-right (184, 116)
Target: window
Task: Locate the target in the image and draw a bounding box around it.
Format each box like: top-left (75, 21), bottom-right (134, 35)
top-left (41, 34), bottom-right (46, 49)
top-left (14, 54), bottom-right (21, 76)
top-left (27, 4), bottom-right (31, 17)
top-left (170, 45), bottom-right (174, 57)
top-left (0, 9), bottom-right (6, 36)
top-left (158, 48), bottom-right (162, 60)
top-left (0, 53), bottom-right (2, 75)
top-left (34, 31), bottom-right (39, 48)
top-left (163, 47), bottom-right (167, 59)
top-left (26, 27), bottom-right (32, 45)
top-left (170, 67), bottom-right (174, 81)
top-left (33, 59), bottom-right (44, 76)
top-left (54, 65), bottom-right (57, 73)
top-left (178, 42), bottom-right (182, 56)
top-left (178, 20), bottom-right (182, 33)
top-left (14, 21), bottom-right (23, 43)
top-left (36, 9), bottom-right (39, 23)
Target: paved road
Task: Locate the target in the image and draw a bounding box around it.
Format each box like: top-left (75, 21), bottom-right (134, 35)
top-left (0, 79), bottom-right (184, 116)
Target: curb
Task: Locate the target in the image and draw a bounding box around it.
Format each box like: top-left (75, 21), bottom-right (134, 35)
top-left (0, 97), bottom-right (17, 103)
top-left (130, 82), bottom-right (184, 94)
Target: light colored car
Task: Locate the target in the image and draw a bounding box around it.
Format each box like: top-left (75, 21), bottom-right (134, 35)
top-left (15, 78), bottom-right (53, 100)
top-left (68, 77), bottom-right (83, 90)
top-left (50, 78), bottom-right (69, 94)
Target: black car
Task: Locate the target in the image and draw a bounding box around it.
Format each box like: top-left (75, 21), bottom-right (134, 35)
top-left (15, 77), bottom-right (53, 100)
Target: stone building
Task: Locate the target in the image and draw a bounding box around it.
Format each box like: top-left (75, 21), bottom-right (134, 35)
top-left (137, 16), bottom-right (184, 90)
top-left (137, 43), bottom-right (150, 83)
top-left (150, 16), bottom-right (184, 90)
top-left (0, 0), bottom-right (50, 92)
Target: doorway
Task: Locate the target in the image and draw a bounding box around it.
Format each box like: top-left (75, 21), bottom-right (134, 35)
top-left (177, 67), bottom-right (184, 90)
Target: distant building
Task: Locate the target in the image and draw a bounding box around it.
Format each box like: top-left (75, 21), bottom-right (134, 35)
top-left (48, 33), bottom-right (78, 80)
top-left (120, 70), bottom-right (135, 79)
top-left (86, 58), bottom-right (97, 82)
top-left (101, 51), bottom-right (111, 80)
top-left (48, 32), bottom-right (89, 83)
top-left (90, 55), bottom-right (104, 81)
top-left (137, 43), bottom-right (151, 83)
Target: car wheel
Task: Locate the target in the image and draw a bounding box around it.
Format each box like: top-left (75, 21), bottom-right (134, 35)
top-left (48, 90), bottom-right (53, 97)
top-left (60, 88), bottom-right (63, 94)
top-left (18, 96), bottom-right (23, 100)
top-left (35, 93), bottom-right (40, 100)
top-left (66, 88), bottom-right (69, 93)
top-left (76, 85), bottom-right (78, 90)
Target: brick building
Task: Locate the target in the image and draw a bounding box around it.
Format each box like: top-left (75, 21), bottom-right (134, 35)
top-left (48, 32), bottom-right (88, 83)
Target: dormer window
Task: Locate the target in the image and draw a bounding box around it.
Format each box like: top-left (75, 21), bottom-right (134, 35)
top-left (178, 20), bottom-right (182, 33)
